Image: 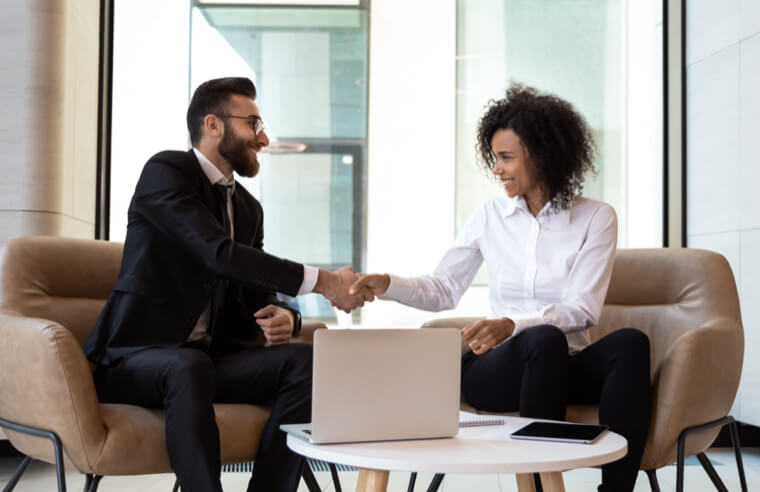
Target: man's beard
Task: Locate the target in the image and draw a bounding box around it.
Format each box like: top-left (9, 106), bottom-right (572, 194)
top-left (218, 127), bottom-right (260, 178)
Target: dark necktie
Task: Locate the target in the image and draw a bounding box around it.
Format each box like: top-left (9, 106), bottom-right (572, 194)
top-left (214, 182), bottom-right (235, 237)
top-left (209, 182), bottom-right (235, 340)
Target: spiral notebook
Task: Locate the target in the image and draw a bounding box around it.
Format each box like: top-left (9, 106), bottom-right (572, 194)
top-left (458, 411), bottom-right (505, 427)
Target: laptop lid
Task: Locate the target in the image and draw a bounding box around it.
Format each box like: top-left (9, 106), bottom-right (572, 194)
top-left (309, 328), bottom-right (461, 444)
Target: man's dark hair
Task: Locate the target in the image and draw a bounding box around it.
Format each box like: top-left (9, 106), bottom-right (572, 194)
top-left (476, 83), bottom-right (597, 211)
top-left (186, 77), bottom-right (257, 146)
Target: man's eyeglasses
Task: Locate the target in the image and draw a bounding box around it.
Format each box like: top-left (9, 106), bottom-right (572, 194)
top-left (220, 114), bottom-right (265, 135)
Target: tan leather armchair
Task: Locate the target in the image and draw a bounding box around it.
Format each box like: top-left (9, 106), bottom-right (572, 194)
top-left (423, 248), bottom-right (747, 492)
top-left (0, 236), bottom-right (324, 491)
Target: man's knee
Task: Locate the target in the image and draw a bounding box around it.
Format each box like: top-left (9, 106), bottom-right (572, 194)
top-left (289, 342), bottom-right (313, 361)
top-left (285, 343), bottom-right (313, 380)
top-left (279, 344), bottom-right (312, 417)
top-left (163, 349), bottom-right (215, 392)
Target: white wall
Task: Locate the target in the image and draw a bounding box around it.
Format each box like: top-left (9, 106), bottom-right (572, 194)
top-left (686, 0), bottom-right (760, 425)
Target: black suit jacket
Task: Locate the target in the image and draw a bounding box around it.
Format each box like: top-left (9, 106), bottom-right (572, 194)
top-left (84, 150), bottom-right (304, 365)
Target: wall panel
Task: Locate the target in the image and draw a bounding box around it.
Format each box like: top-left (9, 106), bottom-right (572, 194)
top-left (687, 0), bottom-right (760, 426)
top-left (0, 0), bottom-right (99, 242)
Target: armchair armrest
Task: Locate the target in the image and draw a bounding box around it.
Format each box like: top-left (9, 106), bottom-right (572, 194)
top-left (421, 317), bottom-right (483, 330)
top-left (291, 319), bottom-right (327, 345)
top-left (422, 317), bottom-right (483, 354)
top-left (0, 312), bottom-right (105, 471)
top-left (642, 318), bottom-right (743, 469)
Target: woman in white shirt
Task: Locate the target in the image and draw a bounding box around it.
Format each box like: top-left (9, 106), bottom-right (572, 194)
top-left (351, 85), bottom-right (651, 492)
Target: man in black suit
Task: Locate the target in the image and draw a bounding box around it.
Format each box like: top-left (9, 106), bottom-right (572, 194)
top-left (84, 77), bottom-right (370, 492)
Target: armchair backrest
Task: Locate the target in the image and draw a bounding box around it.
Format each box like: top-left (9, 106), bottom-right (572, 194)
top-left (596, 248), bottom-right (744, 468)
top-left (0, 236), bottom-right (122, 346)
top-left (595, 248), bottom-right (742, 383)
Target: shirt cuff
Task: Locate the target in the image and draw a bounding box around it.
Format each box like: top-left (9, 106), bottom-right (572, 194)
top-left (510, 311), bottom-right (546, 336)
top-left (297, 265), bottom-right (319, 295)
top-left (379, 274), bottom-right (414, 302)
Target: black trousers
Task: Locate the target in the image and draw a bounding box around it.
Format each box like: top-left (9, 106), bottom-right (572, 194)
top-left (461, 325), bottom-right (651, 492)
top-left (93, 342), bottom-right (313, 492)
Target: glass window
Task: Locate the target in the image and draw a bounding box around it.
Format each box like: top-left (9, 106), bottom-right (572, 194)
top-left (191, 3), bottom-right (369, 320)
top-left (108, 0), bottom-right (663, 325)
top-left (455, 0), bottom-right (664, 285)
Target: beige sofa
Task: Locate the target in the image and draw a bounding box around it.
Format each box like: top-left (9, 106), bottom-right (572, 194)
top-left (424, 248), bottom-right (747, 492)
top-left (0, 236), bottom-right (324, 491)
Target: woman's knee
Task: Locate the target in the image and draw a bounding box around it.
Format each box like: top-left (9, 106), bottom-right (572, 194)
top-left (612, 328), bottom-right (650, 357)
top-left (522, 324), bottom-right (568, 355)
top-left (606, 328), bottom-right (651, 375)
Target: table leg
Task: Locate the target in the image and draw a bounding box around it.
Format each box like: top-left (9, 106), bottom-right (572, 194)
top-left (356, 468), bottom-right (389, 492)
top-left (539, 472), bottom-right (566, 492)
top-left (516, 472), bottom-right (565, 492)
top-left (516, 473), bottom-right (537, 492)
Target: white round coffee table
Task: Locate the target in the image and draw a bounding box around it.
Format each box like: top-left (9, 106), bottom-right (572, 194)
top-left (286, 416), bottom-right (627, 492)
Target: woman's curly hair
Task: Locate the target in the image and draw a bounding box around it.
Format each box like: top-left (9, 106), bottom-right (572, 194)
top-left (476, 84), bottom-right (597, 211)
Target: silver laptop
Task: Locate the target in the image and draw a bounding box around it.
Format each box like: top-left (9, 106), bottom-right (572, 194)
top-left (281, 328), bottom-right (461, 444)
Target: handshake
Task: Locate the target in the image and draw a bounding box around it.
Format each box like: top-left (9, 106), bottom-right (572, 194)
top-left (314, 266), bottom-right (390, 313)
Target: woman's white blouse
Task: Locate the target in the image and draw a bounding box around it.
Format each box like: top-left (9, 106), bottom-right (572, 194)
top-left (381, 196), bottom-right (618, 353)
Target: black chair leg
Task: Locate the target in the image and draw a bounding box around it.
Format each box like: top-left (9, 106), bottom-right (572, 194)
top-left (300, 460), bottom-right (321, 492)
top-left (696, 453), bottom-right (728, 492)
top-left (676, 429), bottom-right (686, 492)
top-left (728, 418), bottom-right (749, 492)
top-left (2, 455), bottom-right (32, 492)
top-left (0, 418), bottom-right (67, 492)
top-left (407, 471), bottom-right (417, 492)
top-left (426, 473), bottom-right (444, 492)
top-left (172, 478), bottom-right (180, 492)
top-left (329, 463), bottom-right (342, 492)
top-left (84, 474), bottom-right (103, 492)
top-left (49, 430), bottom-right (67, 492)
top-left (675, 416), bottom-right (748, 492)
top-left (645, 469), bottom-right (661, 492)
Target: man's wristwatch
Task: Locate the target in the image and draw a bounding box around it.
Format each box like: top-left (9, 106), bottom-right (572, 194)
top-left (289, 308), bottom-right (302, 337)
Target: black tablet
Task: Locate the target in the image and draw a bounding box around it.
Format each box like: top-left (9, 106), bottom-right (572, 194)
top-left (510, 421), bottom-right (609, 444)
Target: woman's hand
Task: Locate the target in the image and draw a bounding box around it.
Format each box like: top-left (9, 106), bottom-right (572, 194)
top-left (461, 318), bottom-right (515, 355)
top-left (349, 273), bottom-right (391, 297)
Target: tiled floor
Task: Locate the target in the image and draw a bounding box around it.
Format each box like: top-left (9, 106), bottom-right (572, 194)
top-left (1, 448), bottom-right (758, 491)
